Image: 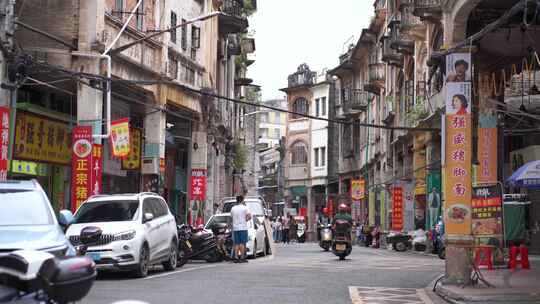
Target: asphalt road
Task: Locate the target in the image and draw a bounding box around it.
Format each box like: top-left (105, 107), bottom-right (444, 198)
top-left (85, 243), bottom-right (447, 304)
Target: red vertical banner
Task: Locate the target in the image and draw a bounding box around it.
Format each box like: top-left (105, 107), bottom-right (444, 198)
top-left (0, 107), bottom-right (9, 181)
top-left (392, 186), bottom-right (404, 231)
top-left (189, 169), bottom-right (207, 226)
top-left (71, 126), bottom-right (93, 212)
top-left (91, 144), bottom-right (102, 196)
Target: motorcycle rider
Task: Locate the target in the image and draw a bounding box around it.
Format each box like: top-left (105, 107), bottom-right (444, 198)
top-left (333, 204), bottom-right (353, 226)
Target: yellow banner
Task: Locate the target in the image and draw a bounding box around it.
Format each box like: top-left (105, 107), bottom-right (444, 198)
top-left (14, 112), bottom-right (71, 165)
top-left (110, 118), bottom-right (130, 157)
top-left (444, 114), bottom-right (472, 235)
top-left (122, 128), bottom-right (142, 170)
top-left (351, 179), bottom-right (365, 200)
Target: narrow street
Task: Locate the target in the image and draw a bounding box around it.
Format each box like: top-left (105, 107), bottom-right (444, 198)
top-left (86, 244), bottom-right (445, 304)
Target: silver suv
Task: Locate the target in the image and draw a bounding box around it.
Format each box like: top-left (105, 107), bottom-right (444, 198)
top-left (64, 193), bottom-right (178, 277)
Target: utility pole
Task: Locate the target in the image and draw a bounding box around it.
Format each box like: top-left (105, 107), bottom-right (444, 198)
top-left (0, 0), bottom-right (16, 105)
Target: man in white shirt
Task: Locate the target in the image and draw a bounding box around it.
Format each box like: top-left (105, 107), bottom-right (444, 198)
top-left (230, 195), bottom-right (251, 263)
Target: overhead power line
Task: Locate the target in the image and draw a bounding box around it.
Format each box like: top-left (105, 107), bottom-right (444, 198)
top-left (29, 61), bottom-right (440, 132)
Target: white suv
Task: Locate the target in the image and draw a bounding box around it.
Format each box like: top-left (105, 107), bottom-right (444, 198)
top-left (65, 193), bottom-right (178, 278)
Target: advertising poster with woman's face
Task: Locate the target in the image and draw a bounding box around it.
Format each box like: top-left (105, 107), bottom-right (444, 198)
top-left (446, 83), bottom-right (471, 115)
top-left (446, 53), bottom-right (471, 83)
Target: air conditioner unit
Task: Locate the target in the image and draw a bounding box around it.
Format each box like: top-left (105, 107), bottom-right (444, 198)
top-left (142, 157), bottom-right (160, 174)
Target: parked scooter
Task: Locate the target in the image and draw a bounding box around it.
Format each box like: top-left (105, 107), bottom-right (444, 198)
top-left (177, 224), bottom-right (221, 266)
top-left (0, 250), bottom-right (96, 304)
top-left (318, 223), bottom-right (333, 251)
top-left (387, 231), bottom-right (412, 252)
top-left (211, 222), bottom-right (233, 261)
top-left (332, 220), bottom-right (352, 260)
top-left (411, 229), bottom-right (427, 251)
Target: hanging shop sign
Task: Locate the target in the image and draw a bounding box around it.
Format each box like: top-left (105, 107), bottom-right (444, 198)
top-left (14, 111), bottom-right (71, 165)
top-left (477, 115), bottom-right (498, 185)
top-left (472, 185), bottom-right (503, 236)
top-left (91, 144), bottom-right (102, 196)
top-left (189, 169), bottom-right (207, 226)
top-left (444, 53), bottom-right (473, 236)
top-left (121, 128), bottom-right (142, 170)
top-left (0, 107), bottom-right (9, 180)
top-left (351, 179), bottom-right (365, 200)
top-left (110, 118), bottom-right (130, 157)
top-left (392, 186), bottom-right (404, 231)
top-left (70, 126), bottom-right (93, 212)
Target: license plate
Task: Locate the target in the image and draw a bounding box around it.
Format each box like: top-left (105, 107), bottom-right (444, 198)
top-left (87, 252), bottom-right (101, 262)
top-left (185, 241), bottom-right (192, 249)
top-left (336, 244), bottom-right (346, 251)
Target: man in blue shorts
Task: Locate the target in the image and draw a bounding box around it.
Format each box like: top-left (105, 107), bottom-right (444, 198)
top-left (230, 195), bottom-right (251, 263)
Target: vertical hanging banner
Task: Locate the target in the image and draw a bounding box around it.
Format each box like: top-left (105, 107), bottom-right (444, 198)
top-left (121, 128), bottom-right (142, 170)
top-left (110, 118), bottom-right (130, 157)
top-left (351, 179), bottom-right (365, 200)
top-left (368, 190), bottom-right (375, 226)
top-left (392, 186), bottom-right (404, 231)
top-left (189, 169), bottom-right (207, 226)
top-left (91, 144), bottom-right (102, 196)
top-left (0, 107), bottom-right (9, 181)
top-left (478, 115), bottom-right (498, 184)
top-left (444, 53), bottom-right (473, 235)
top-left (71, 126), bottom-right (93, 212)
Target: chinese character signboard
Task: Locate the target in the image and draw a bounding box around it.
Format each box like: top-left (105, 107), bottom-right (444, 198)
top-left (121, 128), bottom-right (142, 170)
top-left (351, 179), bottom-right (365, 200)
top-left (0, 107), bottom-right (9, 181)
top-left (71, 126), bottom-right (93, 212)
top-left (392, 186), bottom-right (404, 231)
top-left (189, 169), bottom-right (207, 226)
top-left (14, 111), bottom-right (71, 165)
top-left (91, 144), bottom-right (102, 196)
top-left (472, 185), bottom-right (503, 236)
top-left (110, 118), bottom-right (130, 157)
top-left (478, 115), bottom-right (498, 184)
top-left (444, 53), bottom-right (473, 235)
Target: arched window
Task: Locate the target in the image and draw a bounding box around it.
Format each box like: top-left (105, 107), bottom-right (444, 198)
top-left (291, 98), bottom-right (308, 119)
top-left (290, 141), bottom-right (308, 165)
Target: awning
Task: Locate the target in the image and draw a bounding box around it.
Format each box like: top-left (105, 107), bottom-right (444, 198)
top-left (289, 186), bottom-right (307, 197)
top-left (506, 160), bottom-right (540, 188)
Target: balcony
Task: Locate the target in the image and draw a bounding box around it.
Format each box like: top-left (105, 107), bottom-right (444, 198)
top-left (218, 0), bottom-right (249, 35)
top-left (413, 0), bottom-right (442, 21)
top-left (381, 36), bottom-right (403, 67)
top-left (364, 63), bottom-right (385, 94)
top-left (389, 15), bottom-right (414, 55)
top-left (342, 89), bottom-right (368, 114)
top-left (399, 1), bottom-right (426, 39)
top-left (360, 29), bottom-right (377, 45)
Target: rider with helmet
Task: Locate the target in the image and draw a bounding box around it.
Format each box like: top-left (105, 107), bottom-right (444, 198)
top-left (333, 204), bottom-right (353, 225)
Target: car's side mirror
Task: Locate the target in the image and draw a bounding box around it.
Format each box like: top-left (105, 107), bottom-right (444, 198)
top-left (144, 212), bottom-right (154, 223)
top-left (58, 210), bottom-right (74, 227)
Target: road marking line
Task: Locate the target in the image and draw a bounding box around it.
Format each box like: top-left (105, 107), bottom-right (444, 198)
top-left (349, 286), bottom-right (365, 304)
top-left (416, 289), bottom-right (433, 304)
top-left (143, 265), bottom-right (218, 280)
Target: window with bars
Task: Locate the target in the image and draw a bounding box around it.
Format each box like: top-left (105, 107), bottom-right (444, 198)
top-left (321, 97), bottom-right (327, 116)
top-left (169, 57), bottom-right (178, 79)
top-left (314, 148), bottom-right (320, 167)
top-left (184, 66), bottom-right (195, 85)
top-left (114, 0), bottom-right (123, 18)
top-left (136, 0), bottom-right (144, 31)
top-left (192, 26), bottom-right (200, 49)
top-left (291, 142), bottom-right (308, 165)
top-left (315, 98), bottom-right (320, 117)
top-left (321, 147), bottom-right (326, 166)
top-left (291, 98), bottom-right (308, 119)
top-left (170, 12), bottom-right (177, 43)
top-left (181, 19), bottom-right (187, 50)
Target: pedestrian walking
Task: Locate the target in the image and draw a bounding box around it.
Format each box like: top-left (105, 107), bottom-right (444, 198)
top-left (230, 195), bottom-right (251, 263)
top-left (277, 217), bottom-right (283, 242)
top-left (356, 223), bottom-right (363, 246)
top-left (282, 213), bottom-right (291, 244)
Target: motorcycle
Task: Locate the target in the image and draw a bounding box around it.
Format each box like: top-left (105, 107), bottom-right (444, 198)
top-left (210, 223), bottom-right (233, 261)
top-left (0, 250), bottom-right (96, 304)
top-left (318, 223), bottom-right (333, 251)
top-left (177, 224), bottom-right (221, 266)
top-left (332, 220), bottom-right (352, 260)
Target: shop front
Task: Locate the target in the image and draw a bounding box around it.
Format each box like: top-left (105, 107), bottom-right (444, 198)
top-left (10, 109), bottom-right (72, 211)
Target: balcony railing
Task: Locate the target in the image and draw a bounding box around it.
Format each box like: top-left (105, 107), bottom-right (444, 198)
top-left (381, 36), bottom-right (403, 67)
top-left (413, 0), bottom-right (442, 20)
top-left (220, 0), bottom-right (243, 17)
top-left (341, 89), bottom-right (368, 113)
top-left (364, 63), bottom-right (385, 94)
top-left (218, 0), bottom-right (249, 34)
top-left (400, 1), bottom-right (424, 33)
top-left (389, 15), bottom-right (414, 55)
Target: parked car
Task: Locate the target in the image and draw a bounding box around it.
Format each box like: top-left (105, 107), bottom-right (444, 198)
top-left (205, 213), bottom-right (268, 258)
top-left (0, 180), bottom-right (75, 257)
top-left (63, 193), bottom-right (178, 278)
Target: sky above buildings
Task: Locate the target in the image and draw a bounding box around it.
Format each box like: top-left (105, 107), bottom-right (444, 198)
top-left (247, 0), bottom-right (375, 101)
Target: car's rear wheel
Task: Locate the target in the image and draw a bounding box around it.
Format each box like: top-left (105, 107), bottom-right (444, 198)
top-left (134, 245), bottom-right (149, 278)
top-left (162, 241), bottom-right (178, 270)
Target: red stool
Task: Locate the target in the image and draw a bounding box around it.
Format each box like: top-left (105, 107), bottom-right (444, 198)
top-left (474, 246), bottom-right (493, 270)
top-left (509, 245), bottom-right (531, 269)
